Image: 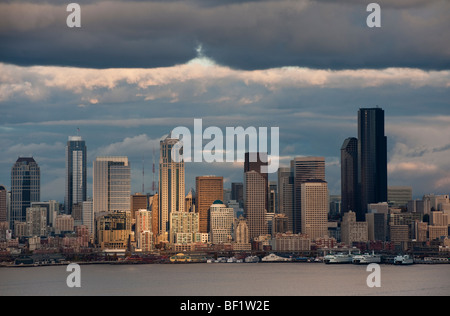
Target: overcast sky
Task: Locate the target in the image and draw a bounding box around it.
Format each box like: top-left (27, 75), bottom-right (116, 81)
top-left (0, 0), bottom-right (449, 202)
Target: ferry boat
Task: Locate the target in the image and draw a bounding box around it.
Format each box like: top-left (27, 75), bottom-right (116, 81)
top-left (323, 252), bottom-right (353, 264)
top-left (394, 255), bottom-right (414, 265)
top-left (261, 253), bottom-right (291, 262)
top-left (352, 252), bottom-right (382, 265)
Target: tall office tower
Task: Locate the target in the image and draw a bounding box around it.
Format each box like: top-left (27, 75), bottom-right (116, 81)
top-left (231, 182), bottom-right (244, 208)
top-left (291, 157), bottom-right (325, 234)
top-left (0, 185), bottom-right (7, 222)
top-left (244, 170), bottom-right (268, 241)
top-left (65, 136), bottom-right (87, 214)
top-left (196, 176), bottom-right (223, 234)
top-left (10, 157), bottom-right (40, 231)
top-left (358, 108), bottom-right (388, 221)
top-left (93, 157), bottom-right (131, 213)
top-left (159, 137), bottom-right (185, 241)
top-left (130, 193), bottom-right (148, 220)
top-left (341, 137), bottom-right (358, 214)
top-left (245, 152), bottom-right (268, 211)
top-left (210, 200), bottom-right (235, 244)
top-left (278, 167), bottom-right (294, 233)
top-left (301, 180), bottom-right (329, 241)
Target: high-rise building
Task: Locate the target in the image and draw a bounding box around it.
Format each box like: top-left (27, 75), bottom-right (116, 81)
top-left (159, 137), bottom-right (185, 241)
top-left (135, 209), bottom-right (153, 251)
top-left (301, 180), bottom-right (329, 241)
top-left (209, 200), bottom-right (234, 244)
top-left (65, 136), bottom-right (87, 214)
top-left (93, 157), bottom-right (131, 213)
top-left (82, 200), bottom-right (94, 237)
top-left (170, 211), bottom-right (199, 244)
top-left (291, 157), bottom-right (325, 234)
top-left (358, 108), bottom-right (388, 220)
top-left (245, 152), bottom-right (268, 211)
top-left (231, 182), bottom-right (244, 208)
top-left (278, 167), bottom-right (294, 233)
top-left (195, 176), bottom-right (223, 234)
top-left (10, 157), bottom-right (40, 231)
top-left (244, 170), bottom-right (268, 241)
top-left (341, 137), bottom-right (358, 214)
top-left (0, 185), bottom-right (7, 222)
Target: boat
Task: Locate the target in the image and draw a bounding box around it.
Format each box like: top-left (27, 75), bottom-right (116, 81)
top-left (227, 257), bottom-right (237, 263)
top-left (261, 253), bottom-right (291, 262)
top-left (324, 252), bottom-right (353, 264)
top-left (352, 252), bottom-right (382, 264)
top-left (244, 255), bottom-right (260, 263)
top-left (394, 255), bottom-right (414, 265)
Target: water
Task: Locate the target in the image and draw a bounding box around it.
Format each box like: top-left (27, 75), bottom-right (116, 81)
top-left (1, 263), bottom-right (449, 296)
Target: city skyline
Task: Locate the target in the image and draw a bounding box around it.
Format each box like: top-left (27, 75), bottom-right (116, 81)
top-left (0, 0), bottom-right (449, 204)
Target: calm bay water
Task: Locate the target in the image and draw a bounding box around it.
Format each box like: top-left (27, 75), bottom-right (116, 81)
top-left (1, 263), bottom-right (449, 296)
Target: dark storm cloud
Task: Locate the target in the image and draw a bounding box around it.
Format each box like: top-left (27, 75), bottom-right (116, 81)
top-left (0, 0), bottom-right (449, 70)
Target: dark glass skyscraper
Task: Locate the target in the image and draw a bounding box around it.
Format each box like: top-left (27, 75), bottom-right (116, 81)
top-left (341, 137), bottom-right (358, 214)
top-left (357, 108), bottom-right (388, 221)
top-left (10, 157), bottom-right (40, 230)
top-left (65, 136), bottom-right (87, 214)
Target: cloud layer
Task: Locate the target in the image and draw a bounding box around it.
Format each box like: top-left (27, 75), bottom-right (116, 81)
top-left (1, 0), bottom-right (449, 70)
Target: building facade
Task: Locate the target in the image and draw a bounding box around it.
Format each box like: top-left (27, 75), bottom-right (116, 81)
top-left (65, 136), bottom-right (87, 214)
top-left (159, 137), bottom-right (185, 241)
top-left (10, 157), bottom-right (40, 232)
top-left (291, 157), bottom-right (325, 234)
top-left (196, 176), bottom-right (223, 234)
top-left (341, 137), bottom-right (358, 214)
top-left (93, 157), bottom-right (131, 213)
top-left (301, 180), bottom-right (328, 241)
top-left (358, 108), bottom-right (388, 220)
top-left (210, 200), bottom-right (234, 244)
top-left (244, 170), bottom-right (267, 241)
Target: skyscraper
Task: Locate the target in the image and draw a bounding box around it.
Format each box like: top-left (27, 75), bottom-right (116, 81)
top-left (10, 157), bottom-right (40, 231)
top-left (278, 167), bottom-right (294, 233)
top-left (341, 137), bottom-right (358, 214)
top-left (65, 136), bottom-right (87, 214)
top-left (301, 180), bottom-right (328, 241)
top-left (209, 200), bottom-right (234, 244)
top-left (358, 108), bottom-right (388, 221)
top-left (93, 157), bottom-right (131, 213)
top-left (159, 137), bottom-right (185, 241)
top-left (196, 176), bottom-right (223, 234)
top-left (0, 185), bottom-right (7, 223)
top-left (291, 157), bottom-right (325, 234)
top-left (245, 152), bottom-right (268, 211)
top-left (244, 170), bottom-right (267, 241)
